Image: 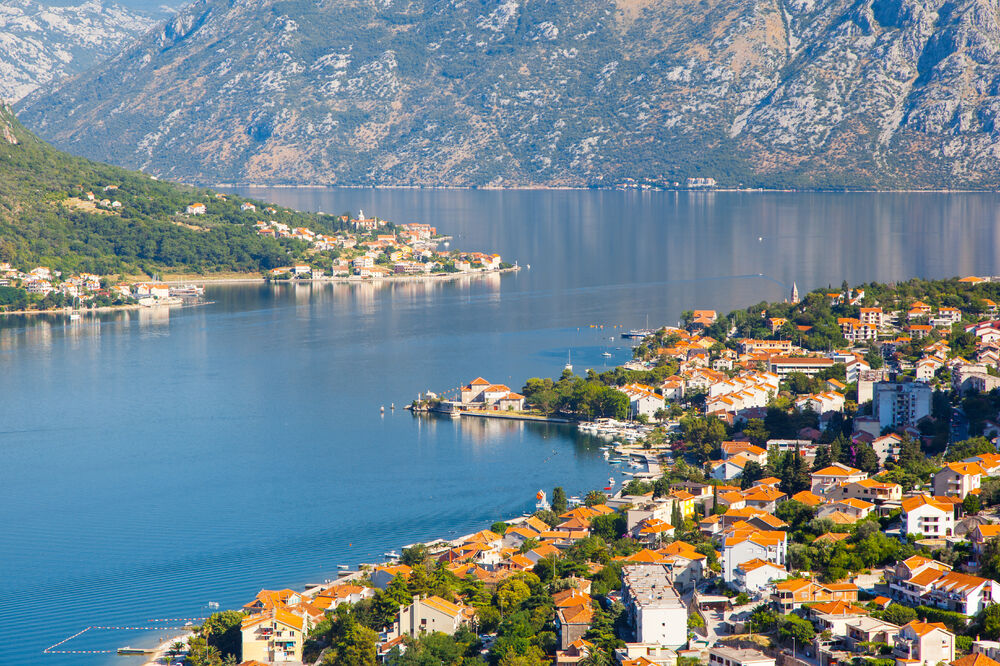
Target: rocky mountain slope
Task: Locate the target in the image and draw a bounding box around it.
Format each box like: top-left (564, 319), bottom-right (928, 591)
top-left (0, 0), bottom-right (165, 103)
top-left (15, 0), bottom-right (1000, 188)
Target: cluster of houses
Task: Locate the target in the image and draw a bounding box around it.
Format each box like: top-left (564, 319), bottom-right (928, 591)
top-left (0, 263), bottom-right (192, 307)
top-left (252, 211), bottom-right (504, 279)
top-left (0, 263), bottom-right (146, 303)
top-left (230, 444), bottom-right (1000, 666)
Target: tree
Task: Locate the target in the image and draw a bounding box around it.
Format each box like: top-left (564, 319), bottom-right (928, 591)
top-left (585, 490), bottom-right (607, 507)
top-left (854, 442), bottom-right (880, 475)
top-left (979, 603), bottom-right (1000, 640)
top-left (883, 604), bottom-right (917, 626)
top-left (740, 461), bottom-right (766, 489)
top-left (201, 610), bottom-right (245, 661)
top-left (778, 614), bottom-right (816, 647)
top-left (401, 544), bottom-right (428, 567)
top-left (743, 419), bottom-right (769, 447)
top-left (590, 513), bottom-right (626, 541)
top-left (552, 487), bottom-right (568, 514)
top-left (323, 621), bottom-right (378, 666)
top-left (812, 443), bottom-right (831, 471)
top-left (671, 502), bottom-right (683, 530)
top-left (964, 493), bottom-right (982, 516)
top-left (779, 446), bottom-right (811, 495)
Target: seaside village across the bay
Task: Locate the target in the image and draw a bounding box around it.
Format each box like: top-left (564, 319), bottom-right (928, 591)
top-left (171, 277), bottom-right (1000, 666)
top-left (0, 206), bottom-right (509, 314)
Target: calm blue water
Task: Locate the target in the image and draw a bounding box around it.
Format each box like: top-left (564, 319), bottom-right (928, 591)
top-left (2, 190), bottom-right (998, 664)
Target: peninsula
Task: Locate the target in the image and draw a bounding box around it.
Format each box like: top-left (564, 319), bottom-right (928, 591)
top-left (0, 105), bottom-right (512, 314)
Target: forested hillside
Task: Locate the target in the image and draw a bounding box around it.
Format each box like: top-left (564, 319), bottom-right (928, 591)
top-left (0, 104), bottom-right (348, 276)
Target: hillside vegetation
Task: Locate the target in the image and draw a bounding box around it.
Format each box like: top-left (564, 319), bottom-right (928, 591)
top-left (0, 104), bottom-right (348, 276)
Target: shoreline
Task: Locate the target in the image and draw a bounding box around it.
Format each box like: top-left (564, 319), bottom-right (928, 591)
top-left (142, 631), bottom-right (193, 666)
top-left (0, 268), bottom-right (521, 314)
top-left (160, 265), bottom-right (521, 286)
top-left (210, 183), bottom-right (1000, 194)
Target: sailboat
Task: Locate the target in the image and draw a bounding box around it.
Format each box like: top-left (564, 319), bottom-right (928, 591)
top-left (564, 351), bottom-right (573, 373)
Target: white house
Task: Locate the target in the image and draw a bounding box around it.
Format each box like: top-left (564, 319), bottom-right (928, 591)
top-left (721, 529), bottom-right (787, 584)
top-left (894, 620), bottom-right (955, 666)
top-left (902, 495), bottom-right (956, 538)
top-left (933, 462), bottom-right (983, 499)
top-left (734, 558), bottom-right (788, 593)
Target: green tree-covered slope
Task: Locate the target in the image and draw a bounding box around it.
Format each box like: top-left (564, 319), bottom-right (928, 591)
top-left (0, 104), bottom-right (347, 276)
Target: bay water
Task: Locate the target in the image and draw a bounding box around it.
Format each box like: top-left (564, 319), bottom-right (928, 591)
top-left (1, 190), bottom-right (997, 664)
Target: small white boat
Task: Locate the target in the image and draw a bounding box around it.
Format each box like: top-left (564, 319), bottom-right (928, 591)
top-left (384, 550), bottom-right (400, 558)
top-left (337, 564), bottom-right (349, 570)
top-left (602, 352), bottom-right (612, 358)
top-left (608, 476), bottom-right (615, 486)
top-left (69, 312), bottom-right (81, 321)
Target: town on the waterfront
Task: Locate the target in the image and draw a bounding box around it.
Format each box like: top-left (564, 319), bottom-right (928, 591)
top-left (137, 275), bottom-right (1000, 666)
top-left (0, 203), bottom-right (513, 315)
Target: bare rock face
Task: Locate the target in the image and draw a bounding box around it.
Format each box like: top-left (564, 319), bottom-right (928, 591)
top-left (16, 0), bottom-right (1000, 188)
top-left (0, 0), bottom-right (163, 103)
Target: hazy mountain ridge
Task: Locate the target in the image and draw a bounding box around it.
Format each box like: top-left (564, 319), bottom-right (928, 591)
top-left (15, 0), bottom-right (1000, 188)
top-left (0, 0), bottom-right (167, 103)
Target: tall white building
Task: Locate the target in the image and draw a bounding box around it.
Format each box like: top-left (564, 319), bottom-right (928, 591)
top-left (621, 564), bottom-right (688, 649)
top-left (873, 381), bottom-right (931, 429)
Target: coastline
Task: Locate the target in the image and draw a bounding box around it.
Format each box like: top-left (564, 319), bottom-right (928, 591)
top-left (160, 265), bottom-right (521, 286)
top-left (211, 182), bottom-right (1000, 194)
top-left (0, 268), bottom-right (521, 315)
top-left (142, 631), bottom-right (193, 666)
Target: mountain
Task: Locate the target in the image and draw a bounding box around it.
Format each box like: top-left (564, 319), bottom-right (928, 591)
top-left (0, 103), bottom-right (344, 276)
top-left (0, 0), bottom-right (169, 103)
top-left (15, 0), bottom-right (1000, 188)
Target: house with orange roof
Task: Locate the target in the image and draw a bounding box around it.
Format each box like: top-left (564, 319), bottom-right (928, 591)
top-left (963, 453), bottom-right (1000, 476)
top-left (371, 564), bottom-right (413, 590)
top-left (772, 578), bottom-right (859, 612)
top-left (817, 498), bottom-right (874, 522)
top-left (554, 589), bottom-right (594, 649)
top-left (894, 620), bottom-right (955, 666)
top-left (790, 490), bottom-right (826, 507)
top-left (925, 571), bottom-right (998, 615)
top-left (242, 589), bottom-right (303, 615)
top-left (902, 495), bottom-right (956, 538)
top-left (952, 655), bottom-right (1000, 666)
top-left (811, 463), bottom-right (868, 496)
top-left (616, 644), bottom-right (680, 666)
top-left (620, 383), bottom-right (666, 419)
top-left (814, 532), bottom-right (851, 545)
top-left (721, 529), bottom-right (787, 584)
top-left (734, 558), bottom-right (787, 592)
top-left (741, 486), bottom-right (786, 513)
top-left (394, 595), bottom-right (475, 639)
top-left (502, 525), bottom-right (541, 549)
top-left (524, 543), bottom-right (562, 565)
top-left (933, 462), bottom-right (983, 499)
top-left (633, 518), bottom-right (676, 545)
top-left (657, 540), bottom-right (706, 592)
top-left (968, 523), bottom-right (1000, 557)
top-left (721, 441), bottom-right (768, 464)
top-left (312, 584), bottom-right (374, 610)
top-left (241, 607), bottom-right (309, 663)
top-left (503, 553), bottom-right (536, 571)
top-left (808, 600), bottom-right (869, 634)
top-left (710, 456), bottom-right (751, 482)
top-left (555, 638), bottom-right (594, 665)
top-left (669, 489), bottom-right (697, 519)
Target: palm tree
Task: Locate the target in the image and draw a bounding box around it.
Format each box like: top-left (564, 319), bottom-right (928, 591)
top-left (168, 641), bottom-right (185, 658)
